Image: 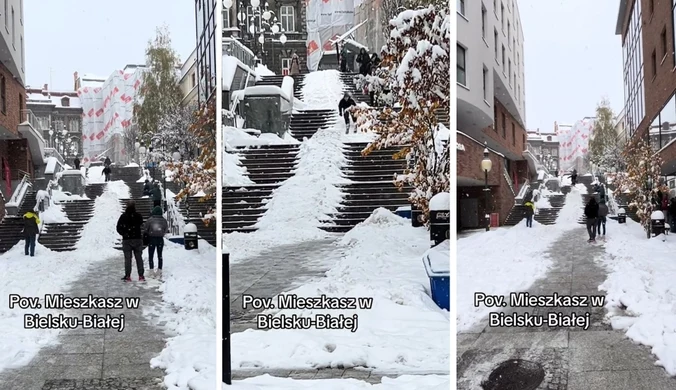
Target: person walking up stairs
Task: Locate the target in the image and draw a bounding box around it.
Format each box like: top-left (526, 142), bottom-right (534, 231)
top-left (143, 206), bottom-right (169, 279)
top-left (116, 201), bottom-right (145, 282)
top-left (22, 211), bottom-right (40, 257)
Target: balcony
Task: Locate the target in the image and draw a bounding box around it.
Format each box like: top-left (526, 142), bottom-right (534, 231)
top-left (18, 109), bottom-right (46, 165)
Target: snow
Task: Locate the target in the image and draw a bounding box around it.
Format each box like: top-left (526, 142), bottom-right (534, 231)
top-left (224, 151), bottom-right (254, 186)
top-left (151, 240), bottom-right (217, 390)
top-left (125, 162), bottom-right (140, 167)
top-left (457, 184), bottom-right (586, 331)
top-left (651, 210), bottom-right (665, 219)
top-left (301, 70), bottom-right (343, 109)
top-left (224, 123), bottom-right (348, 262)
top-left (429, 192), bottom-right (450, 211)
top-left (87, 166), bottom-right (105, 184)
top-left (254, 64), bottom-right (275, 81)
top-left (281, 76), bottom-right (294, 104)
top-left (26, 92), bottom-right (82, 108)
top-left (600, 218), bottom-right (676, 375)
top-left (0, 181), bottom-right (127, 373)
top-left (223, 55), bottom-right (254, 91)
top-left (231, 208), bottom-right (450, 373)
top-left (227, 374), bottom-right (450, 389)
top-left (223, 126), bottom-right (299, 149)
top-left (241, 85), bottom-right (291, 102)
top-left (40, 203), bottom-right (70, 224)
top-left (45, 157), bottom-right (61, 174)
top-left (423, 240), bottom-right (450, 274)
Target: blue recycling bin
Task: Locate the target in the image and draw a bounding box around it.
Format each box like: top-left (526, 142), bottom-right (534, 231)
top-left (395, 206), bottom-right (412, 219)
top-left (422, 242), bottom-right (450, 311)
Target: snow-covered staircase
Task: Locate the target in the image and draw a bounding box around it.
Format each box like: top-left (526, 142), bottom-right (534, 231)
top-left (577, 175), bottom-right (600, 225)
top-left (0, 190), bottom-right (36, 254)
top-left (289, 109), bottom-right (337, 141)
top-left (321, 143), bottom-right (411, 232)
top-left (38, 198), bottom-right (96, 252)
top-left (179, 196), bottom-right (217, 246)
top-left (256, 74), bottom-right (305, 99)
top-left (223, 144), bottom-right (300, 234)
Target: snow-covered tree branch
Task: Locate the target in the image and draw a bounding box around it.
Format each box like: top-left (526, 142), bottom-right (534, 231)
top-left (589, 98), bottom-right (625, 172)
top-left (350, 5), bottom-right (450, 221)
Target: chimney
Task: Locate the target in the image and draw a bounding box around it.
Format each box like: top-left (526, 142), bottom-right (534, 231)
top-left (74, 71), bottom-right (79, 90)
top-left (43, 83), bottom-right (48, 91)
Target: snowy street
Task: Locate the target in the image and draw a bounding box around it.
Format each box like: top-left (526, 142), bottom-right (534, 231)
top-left (224, 68), bottom-right (450, 388)
top-left (458, 177), bottom-right (676, 389)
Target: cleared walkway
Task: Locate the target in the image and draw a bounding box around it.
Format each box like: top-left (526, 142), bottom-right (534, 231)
top-left (458, 228), bottom-right (676, 390)
top-left (0, 256), bottom-right (170, 390)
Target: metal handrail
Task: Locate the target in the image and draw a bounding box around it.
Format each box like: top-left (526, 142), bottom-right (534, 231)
top-left (502, 165), bottom-right (515, 195)
top-left (8, 174), bottom-right (32, 205)
top-left (223, 38), bottom-right (256, 69)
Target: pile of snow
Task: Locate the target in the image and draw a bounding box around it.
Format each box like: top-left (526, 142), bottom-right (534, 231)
top-left (224, 126), bottom-right (298, 149)
top-left (75, 181), bottom-right (129, 256)
top-left (0, 181), bottom-right (129, 373)
top-left (301, 70), bottom-right (343, 109)
top-left (223, 56), bottom-right (254, 91)
top-left (457, 185), bottom-right (585, 331)
top-left (224, 150), bottom-right (254, 187)
top-left (224, 124), bottom-right (347, 262)
top-left (151, 240), bottom-right (217, 390)
top-left (40, 203), bottom-right (70, 224)
top-left (281, 76), bottom-right (294, 104)
top-left (232, 209), bottom-right (450, 373)
top-left (45, 157), bottom-right (61, 175)
top-left (87, 166), bottom-right (106, 184)
top-left (600, 219), bottom-right (676, 375)
top-left (228, 374), bottom-right (450, 389)
top-left (254, 63), bottom-right (274, 81)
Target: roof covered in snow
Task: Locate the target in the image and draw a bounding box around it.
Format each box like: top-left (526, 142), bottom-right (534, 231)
top-left (27, 90), bottom-right (81, 109)
top-left (527, 132), bottom-right (559, 143)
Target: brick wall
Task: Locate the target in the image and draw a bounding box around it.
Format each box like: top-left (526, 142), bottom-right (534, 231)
top-left (6, 139), bottom-right (31, 179)
top-left (457, 132), bottom-right (503, 186)
top-left (0, 60), bottom-right (25, 137)
top-left (641, 0), bottom-right (676, 141)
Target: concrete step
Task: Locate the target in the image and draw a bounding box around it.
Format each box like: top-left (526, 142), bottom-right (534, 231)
top-left (223, 189), bottom-right (274, 198)
top-left (222, 202), bottom-right (267, 210)
top-left (349, 173), bottom-right (400, 182)
top-left (337, 204), bottom-right (408, 213)
top-left (223, 227), bottom-right (257, 234)
top-left (222, 208), bottom-right (267, 216)
top-left (223, 220), bottom-right (258, 229)
top-left (342, 192), bottom-right (409, 201)
top-left (222, 214), bottom-right (261, 222)
top-left (224, 185), bottom-right (280, 192)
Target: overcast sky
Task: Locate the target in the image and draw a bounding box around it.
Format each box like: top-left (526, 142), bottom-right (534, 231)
top-left (519, 0), bottom-right (624, 132)
top-left (24, 0), bottom-right (196, 91)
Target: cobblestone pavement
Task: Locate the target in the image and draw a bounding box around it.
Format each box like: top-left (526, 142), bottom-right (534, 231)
top-left (457, 228), bottom-right (676, 390)
top-left (232, 368), bottom-right (444, 383)
top-left (229, 237), bottom-right (343, 333)
top-left (0, 254), bottom-right (169, 390)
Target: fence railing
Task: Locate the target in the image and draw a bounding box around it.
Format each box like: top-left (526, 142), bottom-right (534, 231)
top-left (502, 165), bottom-right (515, 195)
top-left (7, 173), bottom-right (32, 207)
top-left (21, 109), bottom-right (46, 132)
top-left (223, 38), bottom-right (256, 69)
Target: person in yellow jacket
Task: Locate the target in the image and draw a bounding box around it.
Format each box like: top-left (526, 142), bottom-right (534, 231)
top-left (23, 211), bottom-right (40, 256)
top-left (524, 201), bottom-right (535, 228)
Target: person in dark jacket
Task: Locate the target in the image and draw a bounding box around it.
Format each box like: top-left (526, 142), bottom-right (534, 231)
top-left (104, 156), bottom-right (112, 167)
top-left (356, 48), bottom-right (370, 76)
top-left (340, 45), bottom-right (349, 72)
top-left (571, 169), bottom-right (578, 186)
top-left (143, 206), bottom-right (169, 278)
top-left (23, 211), bottom-right (40, 256)
top-left (584, 198), bottom-right (599, 242)
top-left (142, 180), bottom-right (152, 197)
top-left (524, 201), bottom-right (535, 228)
top-left (338, 93), bottom-right (357, 133)
top-left (151, 182), bottom-right (163, 208)
top-left (103, 166), bottom-right (111, 182)
top-left (597, 201), bottom-right (609, 236)
top-left (73, 157), bottom-right (81, 170)
top-left (116, 201), bottom-right (145, 282)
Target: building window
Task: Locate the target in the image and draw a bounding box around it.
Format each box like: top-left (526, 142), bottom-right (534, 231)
top-left (481, 4), bottom-right (487, 38)
top-left (502, 45), bottom-right (505, 71)
top-left (494, 104), bottom-right (498, 132)
top-left (508, 59), bottom-right (512, 86)
top-left (457, 45), bottom-right (467, 85)
top-left (280, 6), bottom-right (295, 32)
top-left (281, 58), bottom-right (291, 75)
top-left (10, 6), bottom-right (13, 48)
top-left (501, 112), bottom-right (506, 138)
top-left (624, 0), bottom-right (644, 136)
top-left (522, 134), bottom-right (526, 149)
top-left (662, 27), bottom-right (668, 59)
top-left (493, 0), bottom-right (497, 15)
top-left (507, 21), bottom-right (511, 45)
top-left (649, 0), bottom-right (654, 15)
top-left (482, 66), bottom-right (488, 100)
top-left (1, 75), bottom-right (6, 114)
top-left (3, 0), bottom-right (7, 31)
top-left (494, 29), bottom-right (499, 62)
top-left (19, 0), bottom-right (21, 24)
top-left (457, 0), bottom-right (465, 15)
top-left (652, 49), bottom-right (657, 78)
top-left (20, 36), bottom-right (23, 71)
top-left (501, 2), bottom-right (505, 32)
top-left (512, 123), bottom-right (515, 145)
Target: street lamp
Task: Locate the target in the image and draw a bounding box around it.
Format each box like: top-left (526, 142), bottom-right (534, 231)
top-left (481, 142), bottom-right (493, 232)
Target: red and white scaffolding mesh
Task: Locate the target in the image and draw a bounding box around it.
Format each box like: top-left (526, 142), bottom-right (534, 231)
top-left (558, 118), bottom-right (595, 174)
top-left (77, 69), bottom-right (143, 165)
